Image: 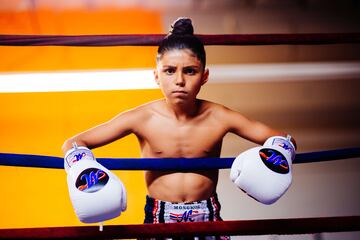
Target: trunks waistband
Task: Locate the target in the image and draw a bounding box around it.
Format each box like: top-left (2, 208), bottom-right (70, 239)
top-left (144, 193), bottom-right (222, 224)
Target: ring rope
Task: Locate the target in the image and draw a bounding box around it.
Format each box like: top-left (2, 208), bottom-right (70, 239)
top-left (0, 216), bottom-right (359, 239)
top-left (0, 148), bottom-right (359, 170)
top-left (0, 33), bottom-right (359, 46)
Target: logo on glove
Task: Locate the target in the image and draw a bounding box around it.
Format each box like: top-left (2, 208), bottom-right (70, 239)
top-left (67, 151), bottom-right (90, 167)
top-left (259, 148), bottom-right (289, 174)
top-left (271, 138), bottom-right (295, 157)
top-left (76, 168), bottom-right (109, 193)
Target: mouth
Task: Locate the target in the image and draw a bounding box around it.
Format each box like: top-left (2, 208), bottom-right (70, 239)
top-left (172, 90), bottom-right (187, 94)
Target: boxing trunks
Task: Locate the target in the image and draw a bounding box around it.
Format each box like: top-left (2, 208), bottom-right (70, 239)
top-left (144, 193), bottom-right (230, 240)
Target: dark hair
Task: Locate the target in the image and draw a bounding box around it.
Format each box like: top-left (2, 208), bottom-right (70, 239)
top-left (157, 17), bottom-right (206, 69)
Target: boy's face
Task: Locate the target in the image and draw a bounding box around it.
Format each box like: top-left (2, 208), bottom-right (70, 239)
top-left (154, 49), bottom-right (209, 105)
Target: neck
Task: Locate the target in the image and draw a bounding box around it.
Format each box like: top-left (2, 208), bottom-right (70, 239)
top-left (166, 99), bottom-right (200, 121)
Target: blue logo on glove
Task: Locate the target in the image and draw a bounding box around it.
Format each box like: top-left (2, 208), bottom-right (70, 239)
top-left (76, 168), bottom-right (109, 193)
top-left (74, 152), bottom-right (86, 160)
top-left (259, 148), bottom-right (289, 174)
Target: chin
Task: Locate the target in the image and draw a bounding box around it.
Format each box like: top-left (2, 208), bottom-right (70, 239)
top-left (172, 98), bottom-right (189, 105)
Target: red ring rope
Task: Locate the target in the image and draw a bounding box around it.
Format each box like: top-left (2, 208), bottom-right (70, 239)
top-left (0, 216), bottom-right (359, 239)
top-left (0, 33), bottom-right (359, 46)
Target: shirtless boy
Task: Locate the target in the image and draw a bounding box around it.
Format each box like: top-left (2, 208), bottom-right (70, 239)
top-left (62, 18), bottom-right (296, 226)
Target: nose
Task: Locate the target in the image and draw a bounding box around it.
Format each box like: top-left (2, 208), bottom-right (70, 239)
top-left (175, 72), bottom-right (185, 86)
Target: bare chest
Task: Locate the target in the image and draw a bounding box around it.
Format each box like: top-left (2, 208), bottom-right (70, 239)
top-left (136, 117), bottom-right (225, 158)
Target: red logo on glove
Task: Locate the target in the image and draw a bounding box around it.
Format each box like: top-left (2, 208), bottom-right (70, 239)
top-left (259, 148), bottom-right (289, 174)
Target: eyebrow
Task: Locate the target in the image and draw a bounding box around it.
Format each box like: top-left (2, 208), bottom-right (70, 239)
top-left (162, 65), bottom-right (200, 68)
top-left (183, 65), bottom-right (200, 69)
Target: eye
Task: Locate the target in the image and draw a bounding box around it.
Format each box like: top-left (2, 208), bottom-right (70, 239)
top-left (184, 68), bottom-right (198, 75)
top-left (164, 68), bottom-right (176, 75)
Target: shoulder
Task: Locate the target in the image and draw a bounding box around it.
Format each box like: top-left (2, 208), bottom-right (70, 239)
top-left (135, 99), bottom-right (165, 113)
top-left (199, 99), bottom-right (250, 127)
top-left (121, 99), bottom-right (165, 118)
top-left (109, 99), bottom-right (164, 131)
top-left (198, 99), bottom-right (234, 117)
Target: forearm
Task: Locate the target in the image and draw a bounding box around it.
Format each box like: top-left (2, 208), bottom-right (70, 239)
top-left (244, 121), bottom-right (283, 144)
top-left (226, 108), bottom-right (295, 147)
top-left (242, 121), bottom-right (297, 149)
top-left (61, 110), bottom-right (139, 155)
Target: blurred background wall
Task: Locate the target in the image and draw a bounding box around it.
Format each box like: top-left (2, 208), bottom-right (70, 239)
top-left (0, 1), bottom-right (359, 239)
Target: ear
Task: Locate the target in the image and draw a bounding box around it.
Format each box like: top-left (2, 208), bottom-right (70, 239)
top-left (201, 68), bottom-right (209, 86)
top-left (154, 69), bottom-right (160, 85)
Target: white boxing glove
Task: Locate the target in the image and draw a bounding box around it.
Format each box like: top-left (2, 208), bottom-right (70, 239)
top-left (230, 135), bottom-right (296, 205)
top-left (64, 143), bottom-right (127, 223)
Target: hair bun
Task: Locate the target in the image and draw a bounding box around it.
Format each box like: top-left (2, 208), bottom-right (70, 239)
top-left (169, 17), bottom-right (194, 36)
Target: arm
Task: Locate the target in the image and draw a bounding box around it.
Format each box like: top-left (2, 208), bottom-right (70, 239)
top-left (63, 111), bottom-right (131, 223)
top-left (222, 106), bottom-right (297, 149)
top-left (62, 108), bottom-right (142, 154)
top-left (226, 107), bottom-right (297, 204)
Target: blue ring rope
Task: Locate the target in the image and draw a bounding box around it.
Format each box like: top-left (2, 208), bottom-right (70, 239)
top-left (0, 148), bottom-right (359, 170)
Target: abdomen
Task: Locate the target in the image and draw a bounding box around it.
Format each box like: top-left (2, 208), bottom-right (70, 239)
top-left (145, 170), bottom-right (219, 203)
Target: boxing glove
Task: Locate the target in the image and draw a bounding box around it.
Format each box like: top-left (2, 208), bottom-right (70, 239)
top-left (64, 143), bottom-right (127, 223)
top-left (230, 135), bottom-right (296, 204)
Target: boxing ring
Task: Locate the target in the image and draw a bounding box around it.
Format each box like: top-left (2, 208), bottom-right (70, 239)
top-left (0, 148), bottom-right (360, 238)
top-left (0, 32), bottom-right (360, 238)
